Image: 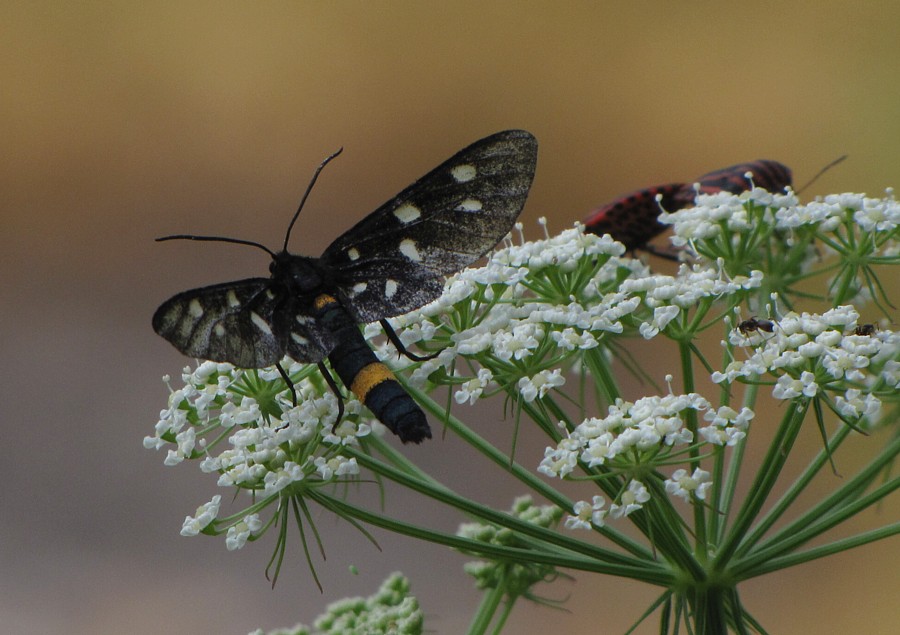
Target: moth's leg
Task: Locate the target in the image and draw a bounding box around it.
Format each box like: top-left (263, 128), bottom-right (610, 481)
top-left (275, 362), bottom-right (298, 406)
top-left (317, 362), bottom-right (346, 432)
top-left (379, 319), bottom-right (439, 362)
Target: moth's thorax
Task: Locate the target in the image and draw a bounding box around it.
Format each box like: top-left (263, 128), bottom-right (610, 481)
top-left (269, 252), bottom-right (329, 294)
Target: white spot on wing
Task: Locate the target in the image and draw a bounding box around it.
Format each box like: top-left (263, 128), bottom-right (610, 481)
top-left (385, 279), bottom-right (398, 298)
top-left (451, 164), bottom-right (477, 182)
top-left (214, 324), bottom-right (226, 337)
top-left (188, 299), bottom-right (204, 318)
top-left (250, 312), bottom-right (273, 336)
top-left (399, 239), bottom-right (421, 262)
top-left (393, 203), bottom-right (421, 224)
top-left (226, 290), bottom-right (240, 307)
top-left (456, 198), bottom-right (482, 212)
top-left (352, 282), bottom-right (368, 295)
top-left (347, 248), bottom-right (360, 261)
top-left (265, 289), bottom-right (276, 300)
top-left (291, 332), bottom-right (308, 345)
top-left (296, 315), bottom-right (314, 325)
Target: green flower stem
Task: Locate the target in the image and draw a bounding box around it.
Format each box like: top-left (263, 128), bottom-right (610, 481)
top-left (711, 382), bottom-right (757, 544)
top-left (581, 345), bottom-right (622, 406)
top-left (734, 422), bottom-right (854, 556)
top-left (536, 392), bottom-right (577, 434)
top-left (744, 522), bottom-right (900, 577)
top-left (411, 351), bottom-right (708, 584)
top-left (212, 495), bottom-right (278, 529)
top-left (344, 446), bottom-right (657, 571)
top-left (830, 264), bottom-right (861, 307)
top-left (707, 342), bottom-right (752, 544)
top-left (401, 381), bottom-right (572, 508)
top-left (756, 426), bottom-right (899, 554)
top-left (466, 581), bottom-right (503, 635)
top-left (466, 580), bottom-right (513, 635)
top-left (714, 400), bottom-right (809, 568)
top-left (734, 483), bottom-right (900, 577)
top-left (401, 379), bottom-right (654, 560)
top-left (722, 586), bottom-right (752, 635)
top-left (310, 488), bottom-right (671, 583)
top-left (364, 432), bottom-right (444, 487)
top-left (733, 435), bottom-right (900, 575)
top-left (520, 395), bottom-right (567, 441)
top-left (488, 596), bottom-right (516, 635)
top-left (636, 481), bottom-right (708, 582)
top-left (682, 582), bottom-right (727, 635)
top-left (676, 337), bottom-right (713, 567)
top-left (677, 339), bottom-right (699, 442)
top-left (361, 419), bottom-right (672, 576)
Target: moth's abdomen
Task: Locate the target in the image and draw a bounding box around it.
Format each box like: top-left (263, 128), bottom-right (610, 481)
top-left (315, 294), bottom-right (431, 444)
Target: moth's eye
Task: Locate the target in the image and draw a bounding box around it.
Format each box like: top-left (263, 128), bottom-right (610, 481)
top-left (269, 261), bottom-right (278, 274)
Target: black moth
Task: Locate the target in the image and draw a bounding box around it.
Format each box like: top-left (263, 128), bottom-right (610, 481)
top-left (153, 130), bottom-right (538, 443)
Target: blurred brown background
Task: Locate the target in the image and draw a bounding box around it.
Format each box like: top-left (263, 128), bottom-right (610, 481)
top-left (2, 2), bottom-right (898, 634)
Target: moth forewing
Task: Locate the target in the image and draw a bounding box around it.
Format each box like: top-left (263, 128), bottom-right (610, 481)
top-left (321, 130), bottom-right (538, 277)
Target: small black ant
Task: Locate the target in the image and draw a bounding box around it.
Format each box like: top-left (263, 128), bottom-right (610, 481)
top-left (738, 317), bottom-right (775, 336)
top-left (853, 324), bottom-right (876, 336)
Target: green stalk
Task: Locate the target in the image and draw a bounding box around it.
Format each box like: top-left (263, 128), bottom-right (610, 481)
top-left (466, 581), bottom-right (506, 635)
top-left (713, 400), bottom-right (809, 568)
top-left (311, 489), bottom-right (672, 583)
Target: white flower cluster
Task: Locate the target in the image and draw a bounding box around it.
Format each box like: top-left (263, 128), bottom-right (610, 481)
top-left (387, 225), bottom-right (766, 412)
top-left (146, 360), bottom-right (363, 547)
top-left (539, 394), bottom-right (752, 529)
top-left (564, 480), bottom-right (654, 530)
top-left (661, 188), bottom-right (900, 247)
top-left (384, 227), bottom-right (648, 403)
top-left (540, 394), bottom-right (751, 479)
top-left (714, 306), bottom-right (899, 422)
top-left (659, 188), bottom-right (792, 246)
top-left (180, 496), bottom-right (266, 550)
top-left (784, 192), bottom-right (900, 233)
top-left (620, 261), bottom-right (763, 339)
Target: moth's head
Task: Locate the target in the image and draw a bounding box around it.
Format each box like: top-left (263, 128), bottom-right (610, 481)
top-left (268, 251), bottom-right (292, 276)
top-left (268, 251), bottom-right (322, 293)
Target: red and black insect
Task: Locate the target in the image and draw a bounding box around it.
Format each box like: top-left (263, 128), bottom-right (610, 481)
top-left (584, 156), bottom-right (845, 255)
top-left (584, 159), bottom-right (807, 253)
top-left (582, 182), bottom-right (687, 251)
top-left (686, 160), bottom-right (793, 198)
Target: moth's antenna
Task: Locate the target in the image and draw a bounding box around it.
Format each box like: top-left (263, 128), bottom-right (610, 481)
top-left (796, 154), bottom-right (848, 195)
top-left (283, 147), bottom-right (344, 252)
top-left (156, 234), bottom-right (277, 258)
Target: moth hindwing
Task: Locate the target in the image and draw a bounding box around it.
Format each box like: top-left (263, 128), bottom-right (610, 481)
top-left (153, 130), bottom-right (538, 443)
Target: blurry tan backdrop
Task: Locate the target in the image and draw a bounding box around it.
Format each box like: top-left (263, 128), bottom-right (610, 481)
top-left (2, 2), bottom-right (897, 634)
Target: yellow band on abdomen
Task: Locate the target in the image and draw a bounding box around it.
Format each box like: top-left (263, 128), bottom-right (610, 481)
top-left (314, 294), bottom-right (338, 311)
top-left (350, 362), bottom-right (395, 401)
